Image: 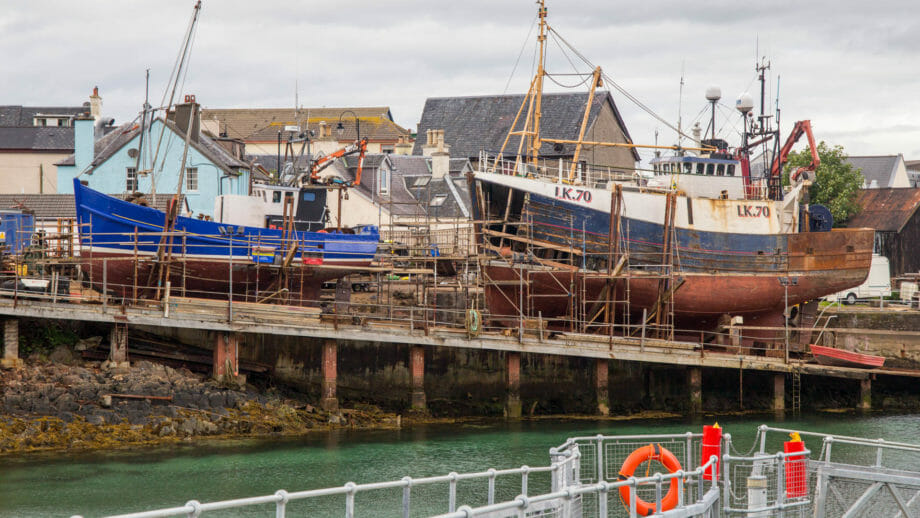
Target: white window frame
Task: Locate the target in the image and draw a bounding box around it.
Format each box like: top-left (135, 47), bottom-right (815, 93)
top-left (186, 167), bottom-right (198, 192)
top-left (379, 167), bottom-right (390, 195)
top-left (126, 167), bottom-right (138, 191)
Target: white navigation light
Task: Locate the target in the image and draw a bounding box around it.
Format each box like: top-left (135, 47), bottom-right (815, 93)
top-left (736, 93), bottom-right (754, 114)
top-left (705, 85), bottom-right (722, 102)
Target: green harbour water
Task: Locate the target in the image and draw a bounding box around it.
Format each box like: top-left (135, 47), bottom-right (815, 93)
top-left (2, 413), bottom-right (919, 517)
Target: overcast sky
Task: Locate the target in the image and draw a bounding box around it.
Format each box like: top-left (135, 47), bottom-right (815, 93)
top-left (3, 1), bottom-right (918, 162)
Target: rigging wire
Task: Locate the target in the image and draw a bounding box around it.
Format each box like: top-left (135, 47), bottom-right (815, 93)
top-left (503, 15), bottom-right (539, 95)
top-left (148, 1), bottom-right (201, 195)
top-left (547, 27), bottom-right (689, 141)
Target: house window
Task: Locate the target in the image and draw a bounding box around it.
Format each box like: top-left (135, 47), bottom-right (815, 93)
top-left (379, 168), bottom-right (390, 195)
top-left (186, 167), bottom-right (198, 191)
top-left (381, 145), bottom-right (395, 154)
top-left (272, 191), bottom-right (281, 203)
top-left (126, 167), bottom-right (138, 191)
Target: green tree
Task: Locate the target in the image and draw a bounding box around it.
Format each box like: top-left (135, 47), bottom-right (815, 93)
top-left (785, 141), bottom-right (863, 226)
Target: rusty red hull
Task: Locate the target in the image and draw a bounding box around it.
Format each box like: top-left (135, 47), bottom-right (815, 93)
top-left (81, 250), bottom-right (360, 305)
top-left (483, 228), bottom-right (874, 333)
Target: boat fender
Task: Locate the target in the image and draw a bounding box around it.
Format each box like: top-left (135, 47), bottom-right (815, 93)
top-left (465, 309), bottom-right (481, 338)
top-left (617, 443), bottom-right (681, 515)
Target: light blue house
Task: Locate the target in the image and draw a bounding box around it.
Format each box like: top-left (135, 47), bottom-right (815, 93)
top-left (56, 102), bottom-right (250, 217)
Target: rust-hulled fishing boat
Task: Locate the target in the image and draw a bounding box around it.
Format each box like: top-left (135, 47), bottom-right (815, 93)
top-left (471, 1), bottom-right (873, 338)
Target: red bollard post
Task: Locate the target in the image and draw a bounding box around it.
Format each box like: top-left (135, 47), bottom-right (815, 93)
top-left (784, 433), bottom-right (807, 497)
top-left (701, 423), bottom-right (722, 480)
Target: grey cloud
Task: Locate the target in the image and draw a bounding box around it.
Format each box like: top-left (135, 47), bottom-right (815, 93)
top-left (2, 0), bottom-right (919, 158)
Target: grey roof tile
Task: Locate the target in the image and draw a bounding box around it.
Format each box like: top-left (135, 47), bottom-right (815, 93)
top-left (412, 91), bottom-right (637, 160)
top-left (846, 156), bottom-right (899, 188)
top-left (0, 127), bottom-right (74, 151)
top-left (0, 105), bottom-right (87, 127)
top-left (0, 192), bottom-right (180, 220)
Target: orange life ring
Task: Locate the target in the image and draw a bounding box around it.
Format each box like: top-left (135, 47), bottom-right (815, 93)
top-left (618, 443), bottom-right (682, 516)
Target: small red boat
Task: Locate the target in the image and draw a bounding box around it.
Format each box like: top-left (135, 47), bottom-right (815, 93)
top-left (809, 344), bottom-right (885, 369)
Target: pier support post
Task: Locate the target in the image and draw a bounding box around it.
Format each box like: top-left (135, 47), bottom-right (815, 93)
top-left (596, 359), bottom-right (610, 416)
top-left (505, 352), bottom-right (522, 418)
top-left (409, 345), bottom-right (427, 411)
top-left (213, 332), bottom-right (242, 385)
top-left (108, 323), bottom-right (129, 367)
top-left (321, 339), bottom-right (339, 412)
top-left (859, 377), bottom-right (872, 411)
top-left (773, 373), bottom-right (785, 415)
top-left (688, 367), bottom-right (702, 415)
top-left (1, 319), bottom-right (22, 369)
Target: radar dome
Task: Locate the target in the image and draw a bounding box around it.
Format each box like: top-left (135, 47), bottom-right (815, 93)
top-left (705, 85), bottom-right (721, 101)
top-left (735, 93), bottom-right (754, 114)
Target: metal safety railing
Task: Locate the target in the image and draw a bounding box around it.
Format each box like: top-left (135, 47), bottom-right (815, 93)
top-left (72, 447), bottom-right (580, 518)
top-left (72, 435), bottom-right (722, 518)
top-left (74, 425), bottom-right (920, 518)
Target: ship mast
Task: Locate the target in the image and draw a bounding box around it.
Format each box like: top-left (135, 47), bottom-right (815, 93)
top-left (529, 0), bottom-right (547, 167)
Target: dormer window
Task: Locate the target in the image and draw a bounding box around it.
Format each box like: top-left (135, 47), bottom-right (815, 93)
top-left (379, 168), bottom-right (390, 195)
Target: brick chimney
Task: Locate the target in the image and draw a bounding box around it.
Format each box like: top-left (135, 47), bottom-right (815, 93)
top-left (89, 86), bottom-right (102, 120)
top-left (430, 130), bottom-right (450, 179)
top-left (394, 134), bottom-right (413, 155)
top-left (168, 95), bottom-right (201, 143)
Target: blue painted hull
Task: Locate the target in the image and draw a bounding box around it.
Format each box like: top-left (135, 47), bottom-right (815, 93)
top-left (474, 177), bottom-right (874, 333)
top-left (74, 179), bottom-right (378, 304)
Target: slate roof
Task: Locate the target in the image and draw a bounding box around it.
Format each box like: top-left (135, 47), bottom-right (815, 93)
top-left (412, 91), bottom-right (638, 160)
top-left (0, 192), bottom-right (180, 220)
top-left (846, 188), bottom-right (920, 233)
top-left (341, 154), bottom-right (472, 219)
top-left (56, 118), bottom-right (248, 173)
top-left (846, 156), bottom-right (900, 188)
top-left (0, 127), bottom-right (74, 151)
top-left (200, 107), bottom-right (410, 143)
top-left (0, 105), bottom-right (87, 127)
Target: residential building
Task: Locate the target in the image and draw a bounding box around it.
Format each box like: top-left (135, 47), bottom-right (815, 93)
top-left (905, 159), bottom-right (920, 187)
top-left (845, 188), bottom-right (920, 278)
top-left (319, 135), bottom-right (474, 256)
top-left (413, 91), bottom-right (638, 170)
top-left (56, 99), bottom-right (250, 217)
top-left (846, 155), bottom-right (911, 189)
top-left (0, 88), bottom-right (102, 194)
top-left (199, 107), bottom-right (412, 163)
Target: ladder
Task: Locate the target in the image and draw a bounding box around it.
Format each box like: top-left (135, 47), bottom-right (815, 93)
top-left (791, 368), bottom-right (802, 415)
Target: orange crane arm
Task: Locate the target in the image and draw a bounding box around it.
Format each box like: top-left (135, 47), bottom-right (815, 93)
top-left (770, 120), bottom-right (820, 181)
top-left (307, 137), bottom-right (369, 185)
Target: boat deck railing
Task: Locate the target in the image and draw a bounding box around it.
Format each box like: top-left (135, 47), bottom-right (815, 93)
top-left (478, 152), bottom-right (642, 189)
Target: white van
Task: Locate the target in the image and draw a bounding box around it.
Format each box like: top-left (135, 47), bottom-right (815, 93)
top-left (824, 254), bottom-right (891, 304)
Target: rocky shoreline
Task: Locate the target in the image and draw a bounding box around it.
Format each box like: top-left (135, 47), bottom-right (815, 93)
top-left (0, 359), bottom-right (401, 455)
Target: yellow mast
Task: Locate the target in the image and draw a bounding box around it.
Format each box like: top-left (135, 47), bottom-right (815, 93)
top-left (568, 66), bottom-right (602, 181)
top-left (530, 0), bottom-right (548, 167)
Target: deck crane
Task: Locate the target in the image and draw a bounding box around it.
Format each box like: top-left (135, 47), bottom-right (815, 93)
top-left (769, 120), bottom-right (820, 198)
top-left (300, 137), bottom-right (368, 187)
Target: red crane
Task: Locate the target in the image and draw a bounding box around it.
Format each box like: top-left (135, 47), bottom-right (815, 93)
top-left (304, 137), bottom-right (369, 186)
top-left (770, 120), bottom-right (820, 184)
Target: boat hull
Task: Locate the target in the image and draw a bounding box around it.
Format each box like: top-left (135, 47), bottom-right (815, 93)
top-left (74, 179), bottom-right (378, 305)
top-left (810, 344), bottom-right (885, 368)
top-left (473, 173), bottom-right (874, 334)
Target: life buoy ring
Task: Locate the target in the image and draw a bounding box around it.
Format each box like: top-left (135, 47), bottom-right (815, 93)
top-left (618, 443), bottom-right (682, 516)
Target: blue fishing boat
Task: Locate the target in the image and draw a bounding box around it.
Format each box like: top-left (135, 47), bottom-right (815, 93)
top-left (73, 178), bottom-right (379, 304)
